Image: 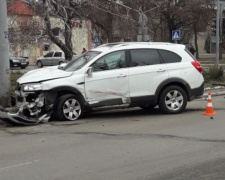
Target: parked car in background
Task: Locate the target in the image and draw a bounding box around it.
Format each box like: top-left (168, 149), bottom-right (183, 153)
top-left (36, 51), bottom-right (79, 68)
top-left (36, 51), bottom-right (65, 68)
top-left (9, 56), bottom-right (29, 69)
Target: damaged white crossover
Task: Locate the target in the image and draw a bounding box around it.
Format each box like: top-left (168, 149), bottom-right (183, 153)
top-left (0, 42), bottom-right (204, 125)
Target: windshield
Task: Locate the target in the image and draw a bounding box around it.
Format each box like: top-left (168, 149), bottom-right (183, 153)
top-left (64, 51), bottom-right (102, 72)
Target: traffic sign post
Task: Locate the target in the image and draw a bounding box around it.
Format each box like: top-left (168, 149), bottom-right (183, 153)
top-left (94, 35), bottom-right (101, 44)
top-left (172, 30), bottom-right (181, 43)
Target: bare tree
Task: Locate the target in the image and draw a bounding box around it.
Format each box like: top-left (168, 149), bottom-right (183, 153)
top-left (40, 0), bottom-right (89, 60)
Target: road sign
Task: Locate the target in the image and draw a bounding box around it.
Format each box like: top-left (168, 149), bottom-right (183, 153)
top-left (94, 35), bottom-right (100, 43)
top-left (172, 30), bottom-right (181, 41)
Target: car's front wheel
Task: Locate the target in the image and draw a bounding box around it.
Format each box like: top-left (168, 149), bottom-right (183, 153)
top-left (37, 61), bottom-right (43, 68)
top-left (158, 85), bottom-right (187, 114)
top-left (55, 94), bottom-right (83, 121)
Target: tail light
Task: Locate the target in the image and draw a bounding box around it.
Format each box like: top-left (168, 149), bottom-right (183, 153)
top-left (192, 61), bottom-right (203, 73)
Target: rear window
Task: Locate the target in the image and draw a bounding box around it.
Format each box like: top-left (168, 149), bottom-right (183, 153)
top-left (158, 50), bottom-right (181, 63)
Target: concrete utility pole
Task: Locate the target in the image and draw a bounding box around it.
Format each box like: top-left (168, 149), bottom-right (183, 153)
top-left (0, 0), bottom-right (10, 107)
top-left (216, 0), bottom-right (220, 66)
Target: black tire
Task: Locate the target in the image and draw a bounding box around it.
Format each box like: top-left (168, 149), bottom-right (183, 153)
top-left (54, 94), bottom-right (83, 121)
top-left (37, 61), bottom-right (43, 68)
top-left (140, 104), bottom-right (156, 111)
top-left (158, 85), bottom-right (187, 114)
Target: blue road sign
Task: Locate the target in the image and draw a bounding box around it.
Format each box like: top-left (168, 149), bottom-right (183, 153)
top-left (172, 30), bottom-right (181, 41)
top-left (94, 35), bottom-right (100, 43)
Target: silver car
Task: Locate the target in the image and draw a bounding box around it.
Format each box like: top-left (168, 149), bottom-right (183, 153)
top-left (36, 51), bottom-right (66, 68)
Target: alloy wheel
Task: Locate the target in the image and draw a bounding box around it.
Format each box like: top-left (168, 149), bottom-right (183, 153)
top-left (165, 90), bottom-right (184, 111)
top-left (63, 98), bottom-right (81, 120)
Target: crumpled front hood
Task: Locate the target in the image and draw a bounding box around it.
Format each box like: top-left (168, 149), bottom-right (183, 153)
top-left (17, 66), bottom-right (73, 84)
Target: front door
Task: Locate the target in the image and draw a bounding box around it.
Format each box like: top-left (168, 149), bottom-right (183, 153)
top-left (85, 51), bottom-right (130, 107)
top-left (43, 51), bottom-right (54, 66)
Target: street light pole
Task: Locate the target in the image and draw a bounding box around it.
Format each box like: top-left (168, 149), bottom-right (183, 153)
top-left (0, 0), bottom-right (10, 107)
top-left (216, 0), bottom-right (220, 66)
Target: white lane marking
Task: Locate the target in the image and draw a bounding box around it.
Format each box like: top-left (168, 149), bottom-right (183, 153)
top-left (0, 160), bottom-right (39, 171)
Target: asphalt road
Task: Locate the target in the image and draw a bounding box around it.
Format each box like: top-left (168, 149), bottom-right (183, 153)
top-left (0, 96), bottom-right (225, 180)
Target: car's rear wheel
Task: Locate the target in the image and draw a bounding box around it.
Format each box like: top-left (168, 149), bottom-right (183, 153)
top-left (158, 85), bottom-right (187, 114)
top-left (37, 61), bottom-right (43, 68)
top-left (55, 94), bottom-right (83, 121)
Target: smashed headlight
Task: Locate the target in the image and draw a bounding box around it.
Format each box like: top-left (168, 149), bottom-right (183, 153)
top-left (22, 83), bottom-right (43, 92)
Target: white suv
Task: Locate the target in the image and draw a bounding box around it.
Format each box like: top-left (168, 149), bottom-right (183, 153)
top-left (2, 42), bottom-right (204, 125)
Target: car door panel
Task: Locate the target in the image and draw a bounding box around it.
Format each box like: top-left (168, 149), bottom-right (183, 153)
top-left (85, 69), bottom-right (129, 103)
top-left (128, 49), bottom-right (168, 101)
top-left (43, 52), bottom-right (54, 66)
top-left (84, 50), bottom-right (129, 106)
top-left (129, 64), bottom-right (168, 98)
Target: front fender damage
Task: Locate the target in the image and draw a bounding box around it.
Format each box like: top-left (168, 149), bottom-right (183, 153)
top-left (0, 91), bottom-right (56, 125)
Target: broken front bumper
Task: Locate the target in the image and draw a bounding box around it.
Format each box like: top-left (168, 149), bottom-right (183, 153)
top-left (0, 109), bottom-right (51, 125)
top-left (0, 91), bottom-right (55, 125)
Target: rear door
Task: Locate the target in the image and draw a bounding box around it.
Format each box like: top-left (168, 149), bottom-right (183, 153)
top-left (128, 49), bottom-right (168, 103)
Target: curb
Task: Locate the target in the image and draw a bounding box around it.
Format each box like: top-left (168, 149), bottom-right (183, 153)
top-left (203, 84), bottom-right (225, 97)
top-left (204, 90), bottom-right (225, 97)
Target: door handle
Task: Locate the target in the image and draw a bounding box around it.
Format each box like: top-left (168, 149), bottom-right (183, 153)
top-left (117, 74), bottom-right (126, 78)
top-left (157, 69), bottom-right (166, 72)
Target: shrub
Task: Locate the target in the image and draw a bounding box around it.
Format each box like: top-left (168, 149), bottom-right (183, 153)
top-left (203, 65), bottom-right (224, 82)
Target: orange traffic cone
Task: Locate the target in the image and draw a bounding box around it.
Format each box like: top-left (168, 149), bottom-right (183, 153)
top-left (203, 92), bottom-right (216, 116)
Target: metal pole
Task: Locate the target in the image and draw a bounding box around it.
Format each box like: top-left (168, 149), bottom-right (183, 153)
top-left (0, 0), bottom-right (10, 107)
top-left (216, 0), bottom-right (220, 66)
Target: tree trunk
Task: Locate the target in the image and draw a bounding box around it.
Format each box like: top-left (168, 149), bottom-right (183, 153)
top-left (0, 0), bottom-right (10, 108)
top-left (64, 20), bottom-right (73, 60)
top-left (107, 13), bottom-right (113, 42)
top-left (194, 25), bottom-right (199, 59)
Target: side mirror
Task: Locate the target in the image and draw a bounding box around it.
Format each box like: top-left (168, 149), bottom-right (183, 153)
top-left (58, 63), bottom-right (67, 69)
top-left (86, 67), bottom-right (94, 77)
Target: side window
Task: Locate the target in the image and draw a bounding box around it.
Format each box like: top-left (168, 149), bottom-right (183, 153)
top-left (158, 50), bottom-right (181, 63)
top-left (44, 52), bottom-right (54, 57)
top-left (92, 51), bottom-right (126, 72)
top-left (54, 52), bottom-right (62, 57)
top-left (130, 49), bottom-right (161, 67)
